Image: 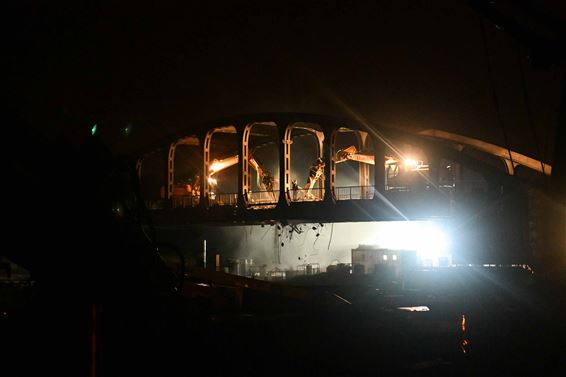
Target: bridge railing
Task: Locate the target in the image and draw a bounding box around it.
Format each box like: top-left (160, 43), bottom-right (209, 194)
top-left (145, 199), bottom-right (167, 209)
top-left (171, 195), bottom-right (200, 208)
top-left (209, 193), bottom-right (238, 206)
top-left (162, 185), bottom-right (450, 209)
top-left (247, 190), bottom-right (280, 206)
top-left (334, 186), bottom-right (375, 200)
top-left (288, 187), bottom-right (325, 202)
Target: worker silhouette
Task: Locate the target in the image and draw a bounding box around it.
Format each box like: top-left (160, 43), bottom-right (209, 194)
top-left (291, 179), bottom-right (299, 201)
top-left (262, 171), bottom-right (276, 201)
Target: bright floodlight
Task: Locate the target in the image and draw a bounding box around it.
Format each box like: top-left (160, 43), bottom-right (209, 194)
top-left (365, 221), bottom-right (451, 267)
top-left (404, 159), bottom-right (418, 168)
top-left (418, 223), bottom-right (449, 262)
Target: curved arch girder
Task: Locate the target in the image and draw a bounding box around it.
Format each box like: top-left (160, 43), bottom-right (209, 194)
top-left (420, 129), bottom-right (552, 176)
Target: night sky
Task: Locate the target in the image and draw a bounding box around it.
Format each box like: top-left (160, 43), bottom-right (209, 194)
top-left (8, 0), bottom-right (565, 161)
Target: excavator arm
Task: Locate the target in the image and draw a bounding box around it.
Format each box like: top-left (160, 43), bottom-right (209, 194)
top-left (208, 154), bottom-right (275, 196)
top-left (335, 145), bottom-right (375, 165)
top-left (209, 155), bottom-right (239, 176)
top-left (208, 155), bottom-right (269, 178)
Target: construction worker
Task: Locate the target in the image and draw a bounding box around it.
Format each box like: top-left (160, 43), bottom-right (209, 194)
top-left (291, 179), bottom-right (299, 201)
top-left (262, 171), bottom-right (276, 201)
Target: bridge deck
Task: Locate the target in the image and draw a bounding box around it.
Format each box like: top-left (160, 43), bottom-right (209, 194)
top-left (149, 189), bottom-right (452, 226)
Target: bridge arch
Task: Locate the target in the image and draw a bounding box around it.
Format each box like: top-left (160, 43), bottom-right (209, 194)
top-left (241, 121), bottom-right (280, 208)
top-left (167, 136), bottom-right (200, 207)
top-left (330, 127), bottom-right (375, 201)
top-left (283, 122), bottom-right (325, 203)
top-left (203, 125), bottom-right (238, 206)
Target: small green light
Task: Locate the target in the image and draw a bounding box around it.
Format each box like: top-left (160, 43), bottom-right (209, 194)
top-left (124, 123), bottom-right (132, 136)
top-left (91, 124), bottom-right (98, 136)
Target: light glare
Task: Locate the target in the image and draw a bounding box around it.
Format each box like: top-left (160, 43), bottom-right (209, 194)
top-left (363, 221), bottom-right (451, 267)
top-left (404, 158), bottom-right (418, 167)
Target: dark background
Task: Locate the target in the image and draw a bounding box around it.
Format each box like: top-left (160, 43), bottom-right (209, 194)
top-left (7, 0), bottom-right (565, 160)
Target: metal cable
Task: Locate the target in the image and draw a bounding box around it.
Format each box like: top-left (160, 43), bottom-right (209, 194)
top-left (480, 19), bottom-right (515, 173)
top-left (516, 44), bottom-right (546, 175)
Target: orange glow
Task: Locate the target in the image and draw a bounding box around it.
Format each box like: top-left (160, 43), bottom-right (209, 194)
top-left (209, 162), bottom-right (221, 173)
top-left (461, 339), bottom-right (469, 354)
top-left (210, 155), bottom-right (239, 175)
top-left (404, 158), bottom-right (418, 167)
top-left (460, 314), bottom-right (469, 354)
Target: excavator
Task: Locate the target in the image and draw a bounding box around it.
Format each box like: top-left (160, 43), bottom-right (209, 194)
top-left (207, 146), bottom-right (376, 201)
top-left (206, 146), bottom-right (432, 201)
top-left (301, 158), bottom-right (324, 200)
top-left (208, 153), bottom-right (276, 202)
top-left (335, 145), bottom-right (375, 165)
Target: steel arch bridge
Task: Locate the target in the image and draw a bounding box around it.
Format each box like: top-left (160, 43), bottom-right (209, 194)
top-left (135, 113), bottom-right (550, 226)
